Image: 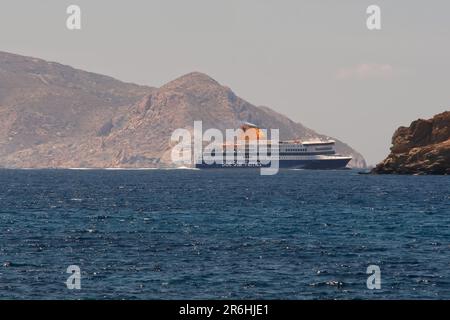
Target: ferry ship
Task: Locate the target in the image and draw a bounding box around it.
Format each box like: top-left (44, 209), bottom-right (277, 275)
top-left (195, 123), bottom-right (352, 170)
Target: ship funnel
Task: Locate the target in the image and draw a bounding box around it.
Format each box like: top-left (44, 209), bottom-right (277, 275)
top-left (239, 122), bottom-right (265, 140)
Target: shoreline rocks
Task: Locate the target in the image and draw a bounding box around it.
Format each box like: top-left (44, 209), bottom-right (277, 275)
top-left (372, 111), bottom-right (450, 175)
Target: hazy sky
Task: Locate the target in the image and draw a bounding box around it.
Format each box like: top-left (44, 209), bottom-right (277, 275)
top-left (1, 0), bottom-right (449, 165)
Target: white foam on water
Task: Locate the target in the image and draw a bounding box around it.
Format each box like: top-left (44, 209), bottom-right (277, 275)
top-left (172, 166), bottom-right (200, 170)
top-left (103, 168), bottom-right (159, 171)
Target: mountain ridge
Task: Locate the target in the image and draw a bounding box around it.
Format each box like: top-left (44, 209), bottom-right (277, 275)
top-left (0, 51), bottom-right (366, 168)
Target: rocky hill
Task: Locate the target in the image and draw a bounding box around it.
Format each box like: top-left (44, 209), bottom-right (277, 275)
top-left (0, 51), bottom-right (153, 157)
top-left (0, 51), bottom-right (366, 168)
top-left (373, 111), bottom-right (450, 174)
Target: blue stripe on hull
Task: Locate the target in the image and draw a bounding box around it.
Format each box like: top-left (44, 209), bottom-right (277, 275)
top-left (195, 158), bottom-right (351, 170)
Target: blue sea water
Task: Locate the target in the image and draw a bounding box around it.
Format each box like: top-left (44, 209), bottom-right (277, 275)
top-left (0, 169), bottom-right (449, 300)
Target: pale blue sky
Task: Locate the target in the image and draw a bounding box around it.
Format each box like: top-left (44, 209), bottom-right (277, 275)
top-left (1, 0), bottom-right (449, 164)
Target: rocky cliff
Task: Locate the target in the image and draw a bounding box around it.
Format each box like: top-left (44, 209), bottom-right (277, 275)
top-left (373, 111), bottom-right (450, 174)
top-left (0, 51), bottom-right (366, 168)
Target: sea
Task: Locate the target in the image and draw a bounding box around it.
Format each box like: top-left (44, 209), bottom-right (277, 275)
top-left (0, 169), bottom-right (449, 299)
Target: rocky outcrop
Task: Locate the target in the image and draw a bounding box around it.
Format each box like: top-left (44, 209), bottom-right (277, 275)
top-left (0, 51), bottom-right (366, 168)
top-left (373, 111), bottom-right (450, 174)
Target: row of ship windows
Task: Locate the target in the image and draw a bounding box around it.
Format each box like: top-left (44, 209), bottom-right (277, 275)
top-left (209, 151), bottom-right (334, 156)
top-left (315, 147), bottom-right (333, 151)
top-left (284, 148), bottom-right (307, 152)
